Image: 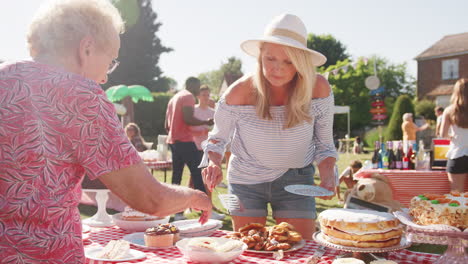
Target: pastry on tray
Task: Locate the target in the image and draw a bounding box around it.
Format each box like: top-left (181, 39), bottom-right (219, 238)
top-left (222, 222), bottom-right (302, 251)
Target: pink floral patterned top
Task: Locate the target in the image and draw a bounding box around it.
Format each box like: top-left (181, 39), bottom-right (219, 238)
top-left (0, 61), bottom-right (141, 263)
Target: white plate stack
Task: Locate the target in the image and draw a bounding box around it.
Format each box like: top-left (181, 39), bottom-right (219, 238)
top-left (171, 219), bottom-right (223, 238)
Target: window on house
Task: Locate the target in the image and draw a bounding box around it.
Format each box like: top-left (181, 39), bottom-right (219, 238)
top-left (442, 59), bottom-right (459, 80)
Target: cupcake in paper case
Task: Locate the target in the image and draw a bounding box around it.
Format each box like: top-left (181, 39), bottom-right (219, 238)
top-left (144, 223), bottom-right (179, 247)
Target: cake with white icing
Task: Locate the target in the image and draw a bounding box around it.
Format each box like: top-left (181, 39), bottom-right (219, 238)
top-left (409, 192), bottom-right (467, 230)
top-left (318, 209), bottom-right (402, 248)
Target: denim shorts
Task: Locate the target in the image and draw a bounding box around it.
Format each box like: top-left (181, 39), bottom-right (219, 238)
top-left (229, 164), bottom-right (316, 219)
top-left (447, 155), bottom-right (468, 174)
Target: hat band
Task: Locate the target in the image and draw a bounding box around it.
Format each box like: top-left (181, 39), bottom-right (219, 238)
top-left (266, 28), bottom-right (307, 46)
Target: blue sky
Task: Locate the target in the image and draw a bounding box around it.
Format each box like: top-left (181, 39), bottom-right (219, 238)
top-left (1, 0), bottom-right (467, 88)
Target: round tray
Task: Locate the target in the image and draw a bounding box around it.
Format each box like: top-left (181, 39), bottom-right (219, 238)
top-left (245, 239), bottom-right (306, 254)
top-left (313, 232), bottom-right (411, 253)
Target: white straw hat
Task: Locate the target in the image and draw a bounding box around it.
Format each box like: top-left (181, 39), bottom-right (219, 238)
top-left (241, 14), bottom-right (326, 67)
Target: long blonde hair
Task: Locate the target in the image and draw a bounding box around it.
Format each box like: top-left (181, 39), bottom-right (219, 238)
top-left (449, 78), bottom-right (468, 128)
top-left (253, 44), bottom-right (317, 129)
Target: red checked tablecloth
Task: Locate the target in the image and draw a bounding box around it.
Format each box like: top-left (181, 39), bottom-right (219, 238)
top-left (143, 160), bottom-right (172, 170)
top-left (354, 169), bottom-right (468, 206)
top-left (84, 227), bottom-right (440, 264)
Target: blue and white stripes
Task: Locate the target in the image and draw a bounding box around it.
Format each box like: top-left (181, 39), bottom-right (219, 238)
top-left (200, 93), bottom-right (338, 185)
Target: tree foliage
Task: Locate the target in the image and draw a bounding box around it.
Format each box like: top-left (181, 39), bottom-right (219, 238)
top-left (135, 92), bottom-right (172, 139)
top-left (198, 56), bottom-right (243, 95)
top-left (325, 56), bottom-right (415, 135)
top-left (415, 99), bottom-right (436, 120)
top-left (385, 95), bottom-right (414, 141)
top-left (106, 0), bottom-right (172, 92)
top-left (307, 34), bottom-right (350, 68)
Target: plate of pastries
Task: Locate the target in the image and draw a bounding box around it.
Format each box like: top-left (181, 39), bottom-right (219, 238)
top-left (223, 222), bottom-right (305, 253)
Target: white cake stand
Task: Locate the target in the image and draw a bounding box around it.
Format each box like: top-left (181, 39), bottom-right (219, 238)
top-left (394, 209), bottom-right (468, 264)
top-left (406, 227), bottom-right (468, 264)
top-left (82, 189), bottom-right (114, 227)
top-left (313, 232), bottom-right (412, 262)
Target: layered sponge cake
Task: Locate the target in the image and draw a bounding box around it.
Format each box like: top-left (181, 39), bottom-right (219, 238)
top-left (409, 192), bottom-right (467, 230)
top-left (318, 209), bottom-right (402, 248)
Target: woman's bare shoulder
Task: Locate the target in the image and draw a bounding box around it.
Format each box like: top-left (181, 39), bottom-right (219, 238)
top-left (224, 75), bottom-right (255, 105)
top-left (312, 74), bottom-right (331, 99)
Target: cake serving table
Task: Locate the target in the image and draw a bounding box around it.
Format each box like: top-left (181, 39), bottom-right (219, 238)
top-left (313, 232), bottom-right (412, 262)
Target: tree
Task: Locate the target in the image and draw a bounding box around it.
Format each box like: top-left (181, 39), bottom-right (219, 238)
top-left (307, 34), bottom-right (350, 68)
top-left (385, 95), bottom-right (414, 141)
top-left (326, 56), bottom-right (415, 135)
top-left (106, 0), bottom-right (172, 92)
top-left (198, 56), bottom-right (243, 95)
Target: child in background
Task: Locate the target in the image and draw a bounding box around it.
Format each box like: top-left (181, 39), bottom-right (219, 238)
top-left (353, 136), bottom-right (363, 154)
top-left (125, 123), bottom-right (148, 152)
top-left (336, 160), bottom-right (363, 201)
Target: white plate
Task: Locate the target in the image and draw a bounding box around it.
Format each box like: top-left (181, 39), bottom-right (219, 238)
top-left (85, 247), bottom-right (146, 262)
top-left (176, 237), bottom-right (247, 263)
top-left (245, 239), bottom-right (306, 253)
top-left (82, 224), bottom-right (91, 233)
top-left (179, 223), bottom-right (223, 238)
top-left (284, 185), bottom-right (334, 197)
top-left (122, 232), bottom-right (176, 250)
top-left (171, 219), bottom-right (222, 234)
top-left (112, 213), bottom-right (170, 232)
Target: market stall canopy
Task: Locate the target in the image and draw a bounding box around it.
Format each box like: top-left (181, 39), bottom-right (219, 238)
top-left (334, 105), bottom-right (350, 137)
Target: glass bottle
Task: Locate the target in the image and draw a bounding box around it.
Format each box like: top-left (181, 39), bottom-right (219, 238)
top-left (387, 141), bottom-right (396, 169)
top-left (380, 142), bottom-right (388, 169)
top-left (371, 141), bottom-right (381, 169)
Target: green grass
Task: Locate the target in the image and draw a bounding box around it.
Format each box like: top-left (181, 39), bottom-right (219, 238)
top-left (80, 151), bottom-right (445, 254)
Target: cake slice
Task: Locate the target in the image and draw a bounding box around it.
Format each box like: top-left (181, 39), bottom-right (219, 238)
top-left (97, 240), bottom-right (130, 259)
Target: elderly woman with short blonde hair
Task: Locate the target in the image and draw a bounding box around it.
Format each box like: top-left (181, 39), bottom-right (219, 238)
top-left (0, 0), bottom-right (211, 262)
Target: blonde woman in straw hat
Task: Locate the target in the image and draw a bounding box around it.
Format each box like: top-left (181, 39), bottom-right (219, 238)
top-left (201, 14), bottom-right (338, 239)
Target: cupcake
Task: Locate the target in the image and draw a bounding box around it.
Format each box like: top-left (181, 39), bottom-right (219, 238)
top-left (144, 224), bottom-right (179, 247)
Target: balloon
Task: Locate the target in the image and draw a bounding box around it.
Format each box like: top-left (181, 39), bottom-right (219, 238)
top-left (111, 0), bottom-right (140, 28)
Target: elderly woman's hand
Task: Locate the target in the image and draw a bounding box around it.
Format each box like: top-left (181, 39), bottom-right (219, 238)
top-left (202, 162), bottom-right (223, 192)
top-left (189, 189), bottom-right (213, 225)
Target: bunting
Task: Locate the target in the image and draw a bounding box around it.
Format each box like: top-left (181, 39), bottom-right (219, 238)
top-left (323, 57), bottom-right (368, 79)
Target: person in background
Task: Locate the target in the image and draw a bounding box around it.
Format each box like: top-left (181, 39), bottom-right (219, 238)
top-left (335, 160), bottom-right (363, 201)
top-left (125, 122), bottom-right (148, 152)
top-left (190, 85), bottom-right (225, 220)
top-left (201, 14), bottom-right (338, 239)
top-left (440, 78), bottom-right (468, 192)
top-left (353, 136), bottom-right (363, 154)
top-left (0, 1), bottom-right (211, 262)
top-left (165, 77), bottom-right (214, 220)
top-left (401, 113), bottom-right (429, 145)
top-left (434, 106), bottom-right (444, 137)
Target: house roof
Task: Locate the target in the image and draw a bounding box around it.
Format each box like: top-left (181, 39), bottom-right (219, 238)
top-left (426, 84), bottom-right (454, 96)
top-left (415, 32), bottom-right (468, 60)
